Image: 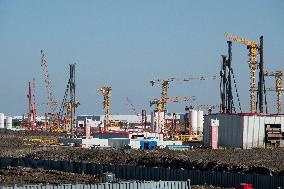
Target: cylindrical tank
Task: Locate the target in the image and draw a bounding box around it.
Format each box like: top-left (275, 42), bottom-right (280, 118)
top-left (197, 110), bottom-right (204, 134)
top-left (190, 110), bottom-right (198, 134)
top-left (0, 113), bottom-right (4, 129)
top-left (6, 116), bottom-right (12, 129)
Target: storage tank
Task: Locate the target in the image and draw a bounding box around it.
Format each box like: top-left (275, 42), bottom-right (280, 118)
top-left (6, 116), bottom-right (12, 129)
top-left (197, 110), bottom-right (204, 134)
top-left (0, 113), bottom-right (4, 129)
top-left (190, 110), bottom-right (198, 134)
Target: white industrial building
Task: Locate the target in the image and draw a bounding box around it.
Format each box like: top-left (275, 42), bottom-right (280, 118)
top-left (77, 114), bottom-right (151, 128)
top-left (203, 113), bottom-right (284, 149)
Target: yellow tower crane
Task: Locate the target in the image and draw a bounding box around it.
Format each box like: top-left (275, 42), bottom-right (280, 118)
top-left (97, 86), bottom-right (112, 131)
top-left (150, 76), bottom-right (217, 113)
top-left (224, 33), bottom-right (260, 112)
top-left (264, 71), bottom-right (283, 114)
top-left (150, 96), bottom-right (196, 133)
top-left (150, 96), bottom-right (196, 112)
top-left (150, 78), bottom-right (175, 111)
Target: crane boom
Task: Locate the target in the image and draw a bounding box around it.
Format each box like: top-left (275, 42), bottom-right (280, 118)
top-left (224, 33), bottom-right (259, 48)
top-left (150, 96), bottom-right (196, 112)
top-left (40, 50), bottom-right (57, 115)
top-left (150, 76), bottom-right (217, 112)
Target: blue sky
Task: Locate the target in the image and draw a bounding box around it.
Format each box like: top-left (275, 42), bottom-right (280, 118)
top-left (0, 1), bottom-right (283, 115)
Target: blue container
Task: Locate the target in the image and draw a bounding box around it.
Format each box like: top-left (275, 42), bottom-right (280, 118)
top-left (149, 141), bottom-right (157, 149)
top-left (140, 140), bottom-right (156, 149)
top-left (140, 141), bottom-right (145, 149)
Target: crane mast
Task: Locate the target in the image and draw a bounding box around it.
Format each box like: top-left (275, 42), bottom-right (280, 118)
top-left (264, 71), bottom-right (283, 114)
top-left (220, 41), bottom-right (234, 113)
top-left (27, 78), bottom-right (37, 130)
top-left (224, 33), bottom-right (260, 113)
top-left (27, 81), bottom-right (32, 130)
top-left (31, 78), bottom-right (37, 129)
top-left (97, 86), bottom-right (111, 131)
top-left (150, 78), bottom-right (175, 111)
top-left (58, 64), bottom-right (79, 132)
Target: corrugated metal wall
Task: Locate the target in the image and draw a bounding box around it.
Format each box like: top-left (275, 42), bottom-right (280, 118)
top-left (204, 114), bottom-right (243, 148)
top-left (1, 157), bottom-right (283, 189)
top-left (0, 181), bottom-right (191, 189)
top-left (205, 114), bottom-right (284, 149)
top-left (243, 115), bottom-right (284, 149)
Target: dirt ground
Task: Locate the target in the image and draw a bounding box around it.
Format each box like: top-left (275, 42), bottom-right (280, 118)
top-left (0, 166), bottom-right (97, 186)
top-left (0, 129), bottom-right (283, 176)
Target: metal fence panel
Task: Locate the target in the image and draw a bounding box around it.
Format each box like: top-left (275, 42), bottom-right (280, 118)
top-left (1, 157), bottom-right (284, 188)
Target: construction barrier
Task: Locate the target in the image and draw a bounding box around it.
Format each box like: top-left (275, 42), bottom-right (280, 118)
top-left (0, 157), bottom-right (283, 189)
top-left (0, 180), bottom-right (192, 189)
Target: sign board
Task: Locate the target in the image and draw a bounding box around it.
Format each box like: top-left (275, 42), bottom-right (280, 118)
top-left (210, 119), bottom-right (219, 149)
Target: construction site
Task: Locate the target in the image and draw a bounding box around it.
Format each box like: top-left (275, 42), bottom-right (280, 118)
top-left (0, 1), bottom-right (284, 188)
top-left (0, 32), bottom-right (283, 189)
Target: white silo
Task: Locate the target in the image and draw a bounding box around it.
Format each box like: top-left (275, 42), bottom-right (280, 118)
top-left (190, 110), bottom-right (198, 134)
top-left (0, 113), bottom-right (4, 128)
top-left (197, 110), bottom-right (204, 134)
top-left (6, 117), bottom-right (12, 129)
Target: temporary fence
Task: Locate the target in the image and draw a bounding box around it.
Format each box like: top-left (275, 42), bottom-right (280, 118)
top-left (0, 180), bottom-right (191, 189)
top-left (0, 157), bottom-right (283, 189)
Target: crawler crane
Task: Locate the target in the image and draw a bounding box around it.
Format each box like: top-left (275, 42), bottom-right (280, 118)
top-left (40, 50), bottom-right (58, 130)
